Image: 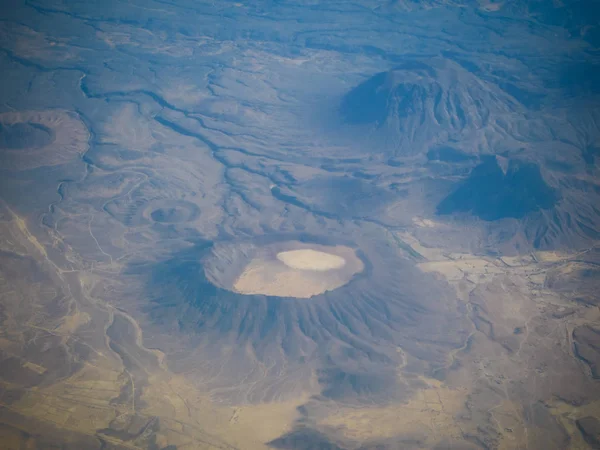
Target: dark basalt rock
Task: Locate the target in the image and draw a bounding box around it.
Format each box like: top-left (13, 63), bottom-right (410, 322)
top-left (436, 157), bottom-right (558, 221)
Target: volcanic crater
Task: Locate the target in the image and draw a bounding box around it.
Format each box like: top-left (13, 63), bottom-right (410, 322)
top-left (208, 240), bottom-right (364, 299)
top-left (136, 233), bottom-right (469, 404)
top-left (0, 110), bottom-right (89, 170)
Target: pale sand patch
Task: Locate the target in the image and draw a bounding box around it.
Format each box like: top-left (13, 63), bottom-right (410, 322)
top-left (534, 250), bottom-right (572, 263)
top-left (319, 377), bottom-right (467, 443)
top-left (56, 310), bottom-right (90, 335)
top-left (233, 260), bottom-right (345, 298)
top-left (276, 249), bottom-right (346, 271)
top-left (23, 361), bottom-right (47, 375)
top-left (231, 244), bottom-right (363, 298)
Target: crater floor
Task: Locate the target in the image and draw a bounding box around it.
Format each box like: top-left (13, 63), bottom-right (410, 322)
top-left (231, 243), bottom-right (363, 298)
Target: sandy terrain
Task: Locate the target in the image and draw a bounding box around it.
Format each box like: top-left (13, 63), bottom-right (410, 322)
top-left (232, 243), bottom-right (363, 298)
top-left (277, 249), bottom-right (347, 271)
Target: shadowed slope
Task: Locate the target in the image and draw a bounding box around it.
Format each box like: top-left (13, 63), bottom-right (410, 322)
top-left (437, 157), bottom-right (558, 221)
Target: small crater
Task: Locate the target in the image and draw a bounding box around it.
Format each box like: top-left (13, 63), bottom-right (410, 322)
top-left (145, 200), bottom-right (199, 224)
top-left (0, 122), bottom-right (54, 149)
top-left (151, 207), bottom-right (189, 223)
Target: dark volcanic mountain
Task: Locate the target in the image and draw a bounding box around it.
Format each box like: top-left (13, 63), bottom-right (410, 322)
top-left (437, 157), bottom-right (558, 221)
top-left (433, 154), bottom-right (600, 249)
top-left (340, 59), bottom-right (521, 156)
